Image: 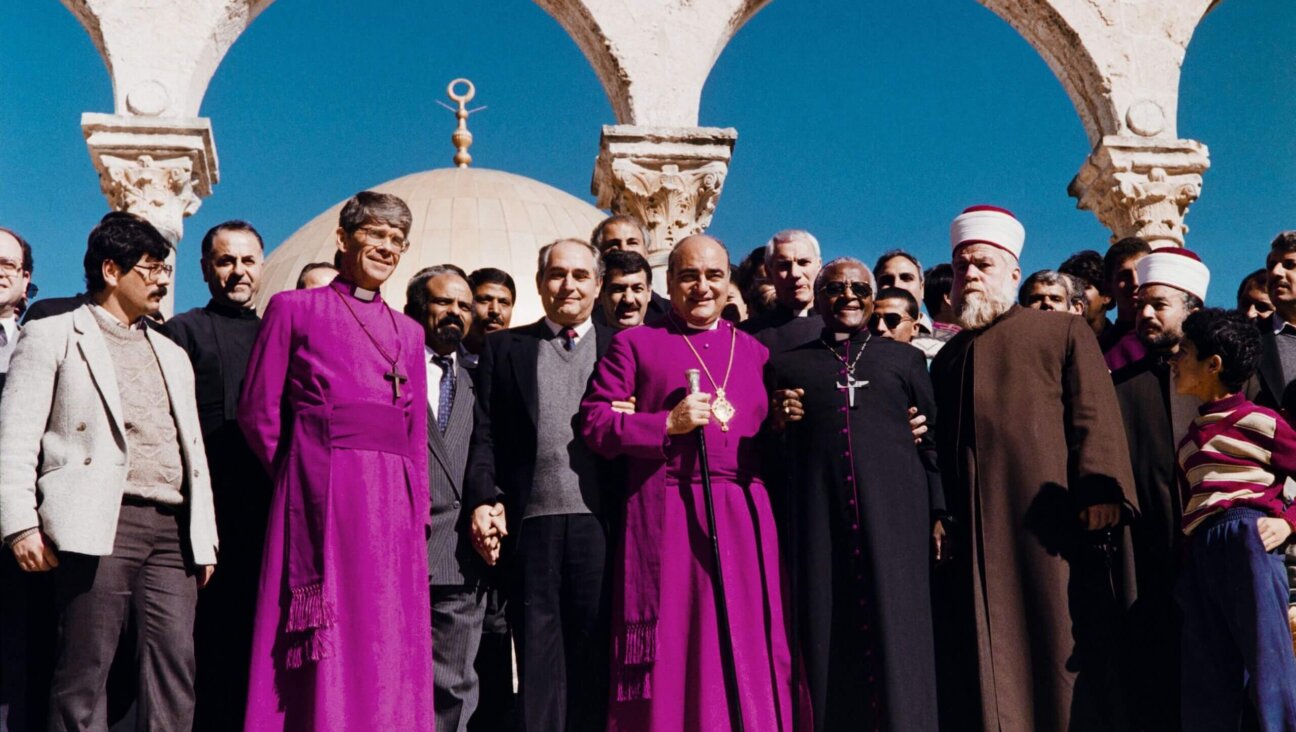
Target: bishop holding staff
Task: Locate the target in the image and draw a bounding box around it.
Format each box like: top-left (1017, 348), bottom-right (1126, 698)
top-left (931, 206), bottom-right (1137, 732)
top-left (767, 256), bottom-right (944, 732)
top-left (238, 191), bottom-right (433, 731)
top-left (581, 235), bottom-right (804, 731)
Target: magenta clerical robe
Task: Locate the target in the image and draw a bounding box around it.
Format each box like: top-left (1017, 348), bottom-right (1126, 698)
top-left (581, 317), bottom-right (804, 732)
top-left (238, 279), bottom-right (433, 731)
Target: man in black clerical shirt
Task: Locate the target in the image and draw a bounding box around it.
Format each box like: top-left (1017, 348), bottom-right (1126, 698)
top-left (740, 229), bottom-right (823, 353)
top-left (162, 220), bottom-right (270, 732)
top-left (767, 256), bottom-right (944, 732)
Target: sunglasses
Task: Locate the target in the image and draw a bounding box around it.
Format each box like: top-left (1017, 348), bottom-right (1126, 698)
top-left (819, 281), bottom-right (872, 298)
top-left (869, 312), bottom-right (912, 330)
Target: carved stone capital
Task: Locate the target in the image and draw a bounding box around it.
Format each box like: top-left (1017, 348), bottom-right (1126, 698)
top-left (1068, 136), bottom-right (1210, 248)
top-left (592, 125), bottom-right (737, 270)
top-left (82, 114), bottom-right (220, 244)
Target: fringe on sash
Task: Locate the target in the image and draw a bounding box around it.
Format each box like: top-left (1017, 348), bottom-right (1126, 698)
top-left (287, 582), bottom-right (335, 633)
top-left (282, 582), bottom-right (337, 669)
top-left (614, 620), bottom-right (657, 701)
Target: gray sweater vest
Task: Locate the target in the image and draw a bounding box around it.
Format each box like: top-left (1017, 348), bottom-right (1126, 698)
top-left (527, 333), bottom-right (601, 519)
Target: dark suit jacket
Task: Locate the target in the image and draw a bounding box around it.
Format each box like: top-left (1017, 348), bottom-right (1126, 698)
top-left (464, 318), bottom-right (618, 521)
top-left (427, 352), bottom-right (481, 586)
top-left (740, 305), bottom-right (822, 355)
top-left (1247, 318), bottom-right (1291, 410)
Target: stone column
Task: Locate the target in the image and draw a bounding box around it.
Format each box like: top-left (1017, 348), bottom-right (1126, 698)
top-left (592, 125), bottom-right (737, 287)
top-left (1068, 136), bottom-right (1210, 249)
top-left (82, 114), bottom-right (220, 315)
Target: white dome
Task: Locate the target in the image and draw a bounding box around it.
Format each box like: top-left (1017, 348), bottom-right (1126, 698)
top-left (257, 167), bottom-right (608, 323)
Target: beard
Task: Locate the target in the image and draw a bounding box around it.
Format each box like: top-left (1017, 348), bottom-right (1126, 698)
top-left (956, 288), bottom-right (1014, 330)
top-left (430, 316), bottom-right (465, 351)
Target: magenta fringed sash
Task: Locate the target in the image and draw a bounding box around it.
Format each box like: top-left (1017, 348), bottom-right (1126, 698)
top-left (614, 474), bottom-right (669, 701)
top-left (280, 401), bottom-right (413, 669)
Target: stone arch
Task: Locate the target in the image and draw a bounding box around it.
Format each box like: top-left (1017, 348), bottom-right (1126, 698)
top-left (533, 0), bottom-right (772, 126)
top-left (977, 0), bottom-right (1219, 146)
top-left (58, 0), bottom-right (276, 117)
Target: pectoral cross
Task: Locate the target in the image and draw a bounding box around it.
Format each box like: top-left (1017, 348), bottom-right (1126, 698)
top-left (384, 362), bottom-right (409, 401)
top-left (837, 374), bottom-right (869, 409)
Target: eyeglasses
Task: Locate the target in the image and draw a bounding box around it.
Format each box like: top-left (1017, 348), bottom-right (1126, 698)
top-left (132, 262), bottom-right (174, 283)
top-left (818, 281), bottom-right (872, 299)
top-left (354, 226), bottom-right (410, 254)
top-left (869, 312), bottom-right (912, 330)
top-left (0, 259), bottom-right (25, 278)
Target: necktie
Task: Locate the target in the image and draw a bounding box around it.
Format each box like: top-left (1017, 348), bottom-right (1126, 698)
top-left (433, 355), bottom-right (456, 434)
top-left (563, 327), bottom-right (578, 352)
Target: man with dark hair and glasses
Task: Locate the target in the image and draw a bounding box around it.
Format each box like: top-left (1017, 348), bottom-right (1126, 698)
top-left (870, 287), bottom-right (922, 344)
top-left (766, 255), bottom-right (945, 730)
top-left (0, 211), bottom-right (218, 731)
top-left (0, 228), bottom-right (32, 391)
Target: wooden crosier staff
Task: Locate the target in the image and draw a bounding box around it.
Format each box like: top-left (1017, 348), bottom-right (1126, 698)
top-left (686, 368), bottom-right (745, 732)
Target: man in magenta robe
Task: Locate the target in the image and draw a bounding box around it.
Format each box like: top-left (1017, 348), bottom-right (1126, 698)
top-left (581, 235), bottom-right (804, 731)
top-left (239, 191), bottom-right (432, 730)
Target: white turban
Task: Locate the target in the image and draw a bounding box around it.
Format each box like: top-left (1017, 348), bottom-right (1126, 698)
top-left (1136, 248), bottom-right (1210, 302)
top-left (950, 205), bottom-right (1026, 260)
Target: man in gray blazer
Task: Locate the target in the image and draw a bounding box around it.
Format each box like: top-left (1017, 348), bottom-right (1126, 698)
top-left (406, 265), bottom-right (486, 732)
top-left (0, 212), bottom-right (218, 732)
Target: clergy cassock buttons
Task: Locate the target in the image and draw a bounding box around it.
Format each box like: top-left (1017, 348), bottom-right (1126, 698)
top-left (83, 457), bottom-right (92, 465)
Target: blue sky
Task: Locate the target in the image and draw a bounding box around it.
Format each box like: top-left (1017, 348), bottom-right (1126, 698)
top-left (1, 0), bottom-right (1292, 312)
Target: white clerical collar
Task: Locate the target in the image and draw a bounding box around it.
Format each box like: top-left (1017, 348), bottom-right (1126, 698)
top-left (424, 345), bottom-right (457, 368)
top-left (834, 331), bottom-right (851, 341)
top-left (354, 286), bottom-right (377, 302)
top-left (795, 306), bottom-right (813, 318)
top-left (545, 317), bottom-right (594, 340)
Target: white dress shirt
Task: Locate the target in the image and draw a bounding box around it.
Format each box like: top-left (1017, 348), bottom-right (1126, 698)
top-left (425, 346), bottom-right (458, 418)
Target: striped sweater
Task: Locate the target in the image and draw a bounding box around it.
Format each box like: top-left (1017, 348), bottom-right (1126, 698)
top-left (1178, 392), bottom-right (1296, 535)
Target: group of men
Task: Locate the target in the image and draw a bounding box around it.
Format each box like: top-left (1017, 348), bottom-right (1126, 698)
top-left (0, 193), bottom-right (1295, 732)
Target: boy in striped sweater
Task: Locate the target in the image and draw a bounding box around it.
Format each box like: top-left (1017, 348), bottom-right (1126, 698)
top-left (1173, 308), bottom-right (1296, 730)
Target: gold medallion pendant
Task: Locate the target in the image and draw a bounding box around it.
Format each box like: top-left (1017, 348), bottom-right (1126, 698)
top-left (711, 388), bottom-right (736, 432)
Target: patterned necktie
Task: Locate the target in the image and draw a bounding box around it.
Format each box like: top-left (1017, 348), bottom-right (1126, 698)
top-left (563, 327), bottom-right (578, 352)
top-left (433, 355), bottom-right (456, 434)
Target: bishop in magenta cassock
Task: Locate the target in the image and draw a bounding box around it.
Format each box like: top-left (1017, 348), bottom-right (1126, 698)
top-left (238, 192), bottom-right (433, 731)
top-left (581, 235), bottom-right (805, 732)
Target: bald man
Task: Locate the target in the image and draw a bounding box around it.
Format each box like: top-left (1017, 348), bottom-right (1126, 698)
top-left (582, 235), bottom-right (804, 731)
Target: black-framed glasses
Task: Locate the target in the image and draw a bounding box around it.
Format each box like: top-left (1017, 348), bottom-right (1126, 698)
top-left (132, 262), bottom-right (174, 283)
top-left (818, 281), bottom-right (871, 299)
top-left (869, 312), bottom-right (912, 330)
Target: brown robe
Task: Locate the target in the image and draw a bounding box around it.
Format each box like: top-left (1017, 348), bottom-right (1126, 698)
top-left (930, 305), bottom-right (1138, 732)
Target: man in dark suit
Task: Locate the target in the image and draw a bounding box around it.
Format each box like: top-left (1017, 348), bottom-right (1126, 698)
top-left (740, 229), bottom-right (823, 353)
top-left (465, 238), bottom-right (618, 731)
top-left (405, 265), bottom-right (485, 732)
top-left (1249, 231), bottom-right (1296, 409)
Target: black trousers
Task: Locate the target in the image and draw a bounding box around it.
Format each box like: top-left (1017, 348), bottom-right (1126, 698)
top-left (469, 583), bottom-right (516, 732)
top-left (48, 502), bottom-right (198, 732)
top-left (0, 551), bottom-right (56, 732)
top-left (511, 514), bottom-right (609, 732)
top-left (433, 584), bottom-right (488, 732)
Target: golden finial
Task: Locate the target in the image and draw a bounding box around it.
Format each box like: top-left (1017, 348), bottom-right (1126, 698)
top-left (446, 79), bottom-right (476, 168)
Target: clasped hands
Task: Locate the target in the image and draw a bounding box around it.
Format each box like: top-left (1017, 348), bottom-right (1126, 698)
top-left (471, 503), bottom-right (508, 566)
